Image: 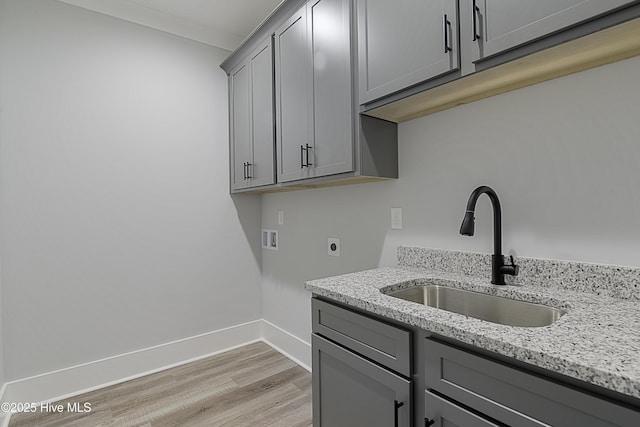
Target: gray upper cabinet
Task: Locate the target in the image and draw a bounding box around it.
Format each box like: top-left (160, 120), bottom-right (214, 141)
top-left (276, 0), bottom-right (354, 183)
top-left (357, 0), bottom-right (460, 105)
top-left (249, 40), bottom-right (276, 187)
top-left (470, 0), bottom-right (636, 62)
top-left (222, 0), bottom-right (397, 193)
top-left (357, 0), bottom-right (640, 120)
top-left (309, 0), bottom-right (354, 177)
top-left (229, 38), bottom-right (275, 191)
top-left (275, 7), bottom-right (311, 183)
top-left (230, 62), bottom-right (251, 191)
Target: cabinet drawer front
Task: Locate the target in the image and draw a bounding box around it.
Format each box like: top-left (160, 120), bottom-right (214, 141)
top-left (424, 390), bottom-right (500, 427)
top-left (425, 339), bottom-right (640, 427)
top-left (312, 298), bottom-right (411, 376)
top-left (313, 335), bottom-right (411, 427)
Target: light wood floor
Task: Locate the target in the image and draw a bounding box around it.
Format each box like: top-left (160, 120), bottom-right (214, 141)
top-left (9, 342), bottom-right (312, 427)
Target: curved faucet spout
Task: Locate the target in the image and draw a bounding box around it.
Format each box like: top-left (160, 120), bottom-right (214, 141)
top-left (460, 186), bottom-right (516, 285)
top-left (460, 186), bottom-right (502, 256)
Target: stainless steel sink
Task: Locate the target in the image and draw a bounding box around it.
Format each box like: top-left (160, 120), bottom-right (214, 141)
top-left (387, 285), bottom-right (565, 327)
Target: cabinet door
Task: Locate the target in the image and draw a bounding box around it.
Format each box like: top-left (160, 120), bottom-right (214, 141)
top-left (470, 0), bottom-right (635, 62)
top-left (309, 0), bottom-right (354, 177)
top-left (357, 0), bottom-right (459, 105)
top-left (275, 7), bottom-right (312, 183)
top-left (248, 39), bottom-right (275, 187)
top-left (312, 335), bottom-right (411, 427)
top-left (229, 62), bottom-right (251, 191)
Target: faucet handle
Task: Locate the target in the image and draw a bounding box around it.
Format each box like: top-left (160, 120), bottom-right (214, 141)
top-left (507, 255), bottom-right (519, 276)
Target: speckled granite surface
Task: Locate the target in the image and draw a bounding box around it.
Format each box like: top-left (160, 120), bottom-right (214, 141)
top-left (305, 247), bottom-right (640, 400)
top-left (398, 246), bottom-right (640, 301)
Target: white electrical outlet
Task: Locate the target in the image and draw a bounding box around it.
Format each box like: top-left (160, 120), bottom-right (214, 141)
top-left (391, 207), bottom-right (403, 229)
top-left (278, 210), bottom-right (284, 225)
top-left (328, 238), bottom-right (341, 256)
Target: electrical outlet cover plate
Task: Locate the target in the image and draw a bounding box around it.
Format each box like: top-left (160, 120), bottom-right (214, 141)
top-left (328, 238), bottom-right (341, 256)
top-left (262, 229), bottom-right (278, 250)
top-left (391, 207), bottom-right (403, 229)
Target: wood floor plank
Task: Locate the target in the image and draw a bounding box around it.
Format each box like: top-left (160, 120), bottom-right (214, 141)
top-left (210, 368), bottom-right (310, 426)
top-left (9, 342), bottom-right (312, 427)
top-left (184, 367), bottom-right (305, 425)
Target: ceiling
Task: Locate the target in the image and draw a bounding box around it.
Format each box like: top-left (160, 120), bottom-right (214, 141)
top-left (58, 0), bottom-right (284, 51)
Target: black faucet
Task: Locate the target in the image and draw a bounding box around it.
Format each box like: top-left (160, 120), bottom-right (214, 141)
top-left (460, 186), bottom-right (518, 285)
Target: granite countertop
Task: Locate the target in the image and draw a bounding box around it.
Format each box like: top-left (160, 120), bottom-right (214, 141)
top-left (305, 248), bottom-right (640, 400)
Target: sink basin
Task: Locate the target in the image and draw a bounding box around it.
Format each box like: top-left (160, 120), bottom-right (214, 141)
top-left (387, 285), bottom-right (565, 327)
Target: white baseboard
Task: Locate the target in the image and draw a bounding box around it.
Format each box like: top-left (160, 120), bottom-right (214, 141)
top-left (261, 320), bottom-right (311, 371)
top-left (1, 320), bottom-right (262, 406)
top-left (0, 319), bottom-right (311, 424)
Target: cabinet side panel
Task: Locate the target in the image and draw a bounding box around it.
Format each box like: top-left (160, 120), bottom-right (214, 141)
top-left (359, 115), bottom-right (398, 178)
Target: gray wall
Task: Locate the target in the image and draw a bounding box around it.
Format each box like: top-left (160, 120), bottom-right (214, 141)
top-left (261, 55), bottom-right (640, 344)
top-left (0, 0), bottom-right (262, 381)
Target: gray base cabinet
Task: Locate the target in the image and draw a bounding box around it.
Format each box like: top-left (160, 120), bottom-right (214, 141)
top-left (313, 335), bottom-right (411, 427)
top-left (311, 297), bottom-right (640, 427)
top-left (425, 338), bottom-right (640, 427)
top-left (312, 298), bottom-right (412, 427)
